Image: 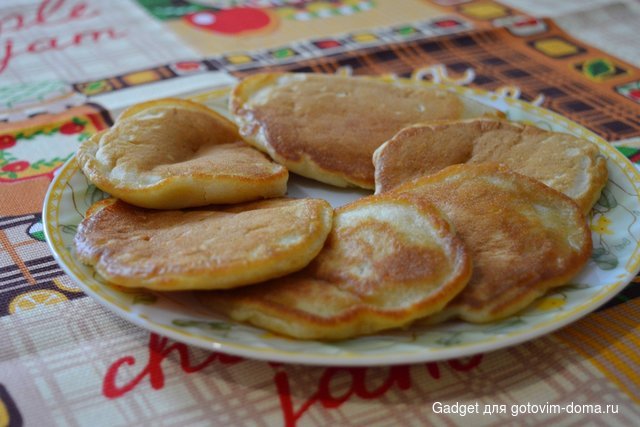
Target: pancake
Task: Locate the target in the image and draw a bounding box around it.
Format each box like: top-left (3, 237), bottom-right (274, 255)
top-left (199, 193), bottom-right (472, 340)
top-left (373, 118), bottom-right (608, 213)
top-left (229, 72), bottom-right (501, 189)
top-left (77, 98), bottom-right (288, 209)
top-left (74, 197), bottom-right (333, 291)
top-left (394, 163), bottom-right (592, 323)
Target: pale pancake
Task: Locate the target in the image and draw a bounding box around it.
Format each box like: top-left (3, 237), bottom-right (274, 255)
top-left (373, 118), bottom-right (608, 213)
top-left (74, 197), bottom-right (333, 291)
top-left (394, 163), bottom-right (592, 323)
top-left (230, 72), bottom-right (501, 189)
top-left (199, 193), bottom-right (472, 340)
top-left (77, 98), bottom-right (288, 209)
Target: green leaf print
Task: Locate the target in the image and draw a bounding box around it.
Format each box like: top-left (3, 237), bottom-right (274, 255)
top-left (596, 188), bottom-right (617, 210)
top-left (132, 293), bottom-right (158, 305)
top-left (172, 319), bottom-right (232, 331)
top-left (592, 251), bottom-right (618, 270)
top-left (85, 184), bottom-right (108, 206)
top-left (59, 224), bottom-right (78, 235)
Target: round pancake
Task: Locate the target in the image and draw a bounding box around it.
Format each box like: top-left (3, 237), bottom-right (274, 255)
top-left (373, 118), bottom-right (608, 214)
top-left (199, 193), bottom-right (472, 340)
top-left (394, 163), bottom-right (592, 323)
top-left (230, 72), bottom-right (501, 189)
top-left (77, 98), bottom-right (288, 209)
top-left (74, 197), bottom-right (333, 291)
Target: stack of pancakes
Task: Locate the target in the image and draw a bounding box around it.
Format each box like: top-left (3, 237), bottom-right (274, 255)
top-left (75, 72), bottom-right (605, 340)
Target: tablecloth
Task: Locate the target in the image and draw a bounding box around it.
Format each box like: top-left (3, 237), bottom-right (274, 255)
top-left (1, 1), bottom-right (639, 426)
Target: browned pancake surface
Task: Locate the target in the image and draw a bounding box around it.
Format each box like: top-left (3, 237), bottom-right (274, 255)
top-left (395, 163), bottom-right (592, 323)
top-left (231, 73), bottom-right (500, 189)
top-left (74, 198), bottom-right (333, 291)
top-left (77, 98), bottom-right (288, 209)
top-left (200, 194), bottom-right (472, 340)
top-left (374, 118), bottom-right (607, 213)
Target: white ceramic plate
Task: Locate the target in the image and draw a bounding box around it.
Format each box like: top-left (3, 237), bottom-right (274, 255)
top-left (44, 82), bottom-right (640, 366)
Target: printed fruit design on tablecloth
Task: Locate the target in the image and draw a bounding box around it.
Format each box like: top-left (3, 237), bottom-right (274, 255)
top-left (185, 7), bottom-right (278, 35)
top-left (27, 218), bottom-right (45, 242)
top-left (8, 290), bottom-right (68, 314)
top-left (0, 135), bottom-right (16, 150)
top-left (181, 1), bottom-right (374, 34)
top-left (616, 80), bottom-right (640, 104)
top-left (143, 0), bottom-right (374, 23)
top-left (0, 115), bottom-right (106, 182)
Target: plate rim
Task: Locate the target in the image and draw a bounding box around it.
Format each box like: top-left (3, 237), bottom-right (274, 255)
top-left (43, 82), bottom-right (640, 366)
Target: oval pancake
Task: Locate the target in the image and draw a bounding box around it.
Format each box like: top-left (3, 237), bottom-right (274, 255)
top-left (230, 72), bottom-right (501, 189)
top-left (74, 197), bottom-right (333, 291)
top-left (77, 98), bottom-right (288, 209)
top-left (199, 193), bottom-right (472, 340)
top-left (394, 163), bottom-right (592, 323)
top-left (373, 118), bottom-right (608, 214)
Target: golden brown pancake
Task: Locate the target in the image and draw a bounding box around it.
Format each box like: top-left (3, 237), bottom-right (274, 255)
top-left (74, 197), bottom-right (333, 291)
top-left (230, 72), bottom-right (501, 189)
top-left (373, 118), bottom-right (608, 213)
top-left (394, 163), bottom-right (592, 323)
top-left (199, 193), bottom-right (472, 340)
top-left (77, 98), bottom-right (288, 209)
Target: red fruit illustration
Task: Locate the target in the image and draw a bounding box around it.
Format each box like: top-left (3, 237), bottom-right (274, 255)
top-left (2, 160), bottom-right (30, 172)
top-left (60, 122), bottom-right (85, 135)
top-left (185, 7), bottom-right (275, 35)
top-left (0, 134), bottom-right (16, 149)
top-left (174, 61), bottom-right (202, 72)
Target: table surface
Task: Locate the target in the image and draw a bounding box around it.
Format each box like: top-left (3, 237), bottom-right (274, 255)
top-left (1, 1), bottom-right (639, 426)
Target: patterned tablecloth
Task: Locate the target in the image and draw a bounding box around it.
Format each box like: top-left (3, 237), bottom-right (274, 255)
top-left (1, 1), bottom-right (639, 426)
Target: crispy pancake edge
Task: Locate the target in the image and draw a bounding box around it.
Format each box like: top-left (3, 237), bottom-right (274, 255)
top-left (230, 72), bottom-right (377, 188)
top-left (373, 118), bottom-right (608, 214)
top-left (200, 193), bottom-right (473, 340)
top-left (77, 98), bottom-right (289, 209)
top-left (74, 198), bottom-right (334, 291)
top-left (393, 163), bottom-right (593, 323)
top-left (230, 73), bottom-right (502, 189)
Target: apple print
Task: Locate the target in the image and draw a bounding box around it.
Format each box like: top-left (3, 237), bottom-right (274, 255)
top-left (185, 7), bottom-right (274, 35)
top-left (0, 134), bottom-right (16, 150)
top-left (60, 121), bottom-right (85, 135)
top-left (2, 160), bottom-right (30, 172)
